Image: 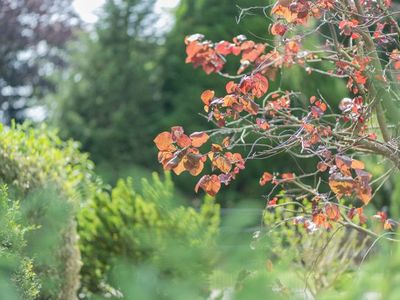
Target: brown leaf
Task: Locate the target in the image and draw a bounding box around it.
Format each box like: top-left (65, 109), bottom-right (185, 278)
top-left (355, 169), bottom-right (372, 205)
top-left (335, 155), bottom-right (352, 176)
top-left (329, 173), bottom-right (355, 199)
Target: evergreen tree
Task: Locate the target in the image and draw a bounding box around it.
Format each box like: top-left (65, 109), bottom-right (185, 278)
top-left (52, 0), bottom-right (160, 171)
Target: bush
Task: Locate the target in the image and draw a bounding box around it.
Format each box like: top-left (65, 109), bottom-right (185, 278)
top-left (0, 123), bottom-right (101, 300)
top-left (0, 185), bottom-right (40, 300)
top-left (78, 172), bottom-right (220, 297)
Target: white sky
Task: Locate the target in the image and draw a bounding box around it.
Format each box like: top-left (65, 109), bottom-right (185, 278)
top-left (73, 0), bottom-right (180, 24)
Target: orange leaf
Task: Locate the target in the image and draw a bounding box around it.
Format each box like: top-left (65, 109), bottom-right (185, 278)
top-left (384, 220), bottom-right (394, 230)
top-left (325, 203), bottom-right (340, 221)
top-left (213, 156), bottom-right (232, 174)
top-left (260, 172), bottom-right (273, 186)
top-left (223, 95), bottom-right (237, 107)
top-left (281, 173), bottom-right (295, 180)
top-left (222, 137), bottom-right (231, 147)
top-left (190, 132), bottom-right (209, 147)
top-left (177, 134), bottom-right (192, 148)
top-left (201, 90), bottom-right (215, 106)
top-left (211, 144), bottom-right (223, 152)
top-left (172, 159), bottom-right (186, 175)
top-left (154, 132), bottom-right (176, 151)
top-left (355, 169), bottom-right (372, 205)
top-left (329, 173), bottom-right (355, 198)
top-left (271, 4), bottom-right (297, 23)
top-left (226, 81), bottom-right (237, 94)
top-left (317, 161), bottom-right (328, 172)
top-left (256, 118), bottom-right (270, 130)
top-left (183, 153), bottom-right (204, 176)
top-left (313, 213), bottom-right (332, 230)
top-left (335, 155), bottom-right (352, 176)
top-left (351, 159), bottom-right (365, 170)
top-left (171, 126), bottom-right (192, 148)
top-left (158, 151), bottom-right (174, 169)
top-left (271, 22), bottom-right (287, 36)
top-left (195, 175), bottom-right (221, 196)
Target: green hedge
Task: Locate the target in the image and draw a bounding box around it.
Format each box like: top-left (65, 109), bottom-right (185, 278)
top-left (78, 172), bottom-right (220, 297)
top-left (0, 185), bottom-right (40, 300)
top-left (0, 123), bottom-right (101, 300)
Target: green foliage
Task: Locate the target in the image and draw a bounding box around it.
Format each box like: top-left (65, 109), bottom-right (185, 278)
top-left (78, 172), bottom-right (220, 297)
top-left (262, 203), bottom-right (369, 297)
top-left (0, 185), bottom-right (40, 300)
top-left (0, 123), bottom-right (100, 300)
top-left (391, 174), bottom-right (400, 219)
top-left (318, 240), bottom-right (400, 300)
top-left (0, 122), bottom-right (96, 201)
top-left (52, 0), bottom-right (161, 169)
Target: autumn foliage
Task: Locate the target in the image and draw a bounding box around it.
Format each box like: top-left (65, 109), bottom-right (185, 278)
top-left (155, 0), bottom-right (400, 237)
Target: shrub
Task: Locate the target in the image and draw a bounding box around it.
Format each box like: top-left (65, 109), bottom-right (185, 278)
top-left (78, 172), bottom-right (220, 297)
top-left (0, 122), bottom-right (101, 300)
top-left (0, 185), bottom-right (40, 300)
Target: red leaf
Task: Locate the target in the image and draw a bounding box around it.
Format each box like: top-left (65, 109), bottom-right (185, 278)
top-left (215, 41), bottom-right (232, 55)
top-left (226, 81), bottom-right (238, 94)
top-left (171, 126), bottom-right (191, 148)
top-left (260, 172), bottom-right (273, 186)
top-left (281, 173), bottom-right (295, 180)
top-left (256, 118), bottom-right (270, 130)
top-left (271, 22), bottom-right (287, 36)
top-left (317, 162), bottom-right (328, 172)
top-left (268, 197), bottom-right (278, 207)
